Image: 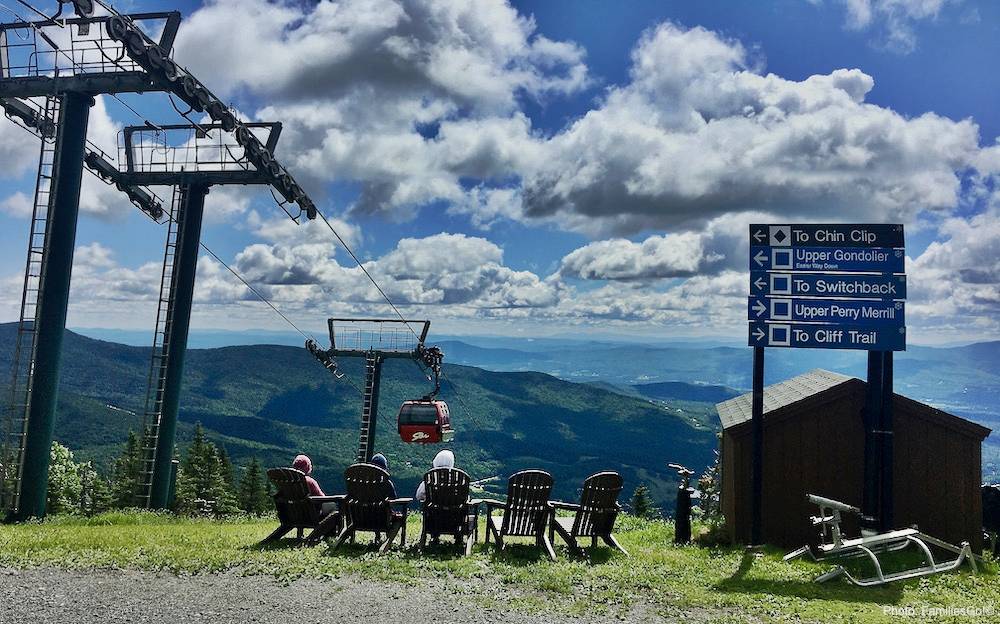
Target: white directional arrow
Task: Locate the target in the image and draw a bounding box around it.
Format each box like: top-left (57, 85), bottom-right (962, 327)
top-left (753, 250), bottom-right (767, 267)
top-left (752, 300), bottom-right (766, 317)
top-left (753, 229), bottom-right (766, 242)
top-left (753, 277), bottom-right (767, 291)
top-left (752, 327), bottom-right (766, 341)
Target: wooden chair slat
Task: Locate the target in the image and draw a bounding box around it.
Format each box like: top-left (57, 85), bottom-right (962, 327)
top-left (262, 467), bottom-right (339, 545)
top-left (486, 470), bottom-right (556, 561)
top-left (550, 471), bottom-right (628, 559)
top-left (331, 463), bottom-right (408, 554)
top-left (419, 467), bottom-right (479, 555)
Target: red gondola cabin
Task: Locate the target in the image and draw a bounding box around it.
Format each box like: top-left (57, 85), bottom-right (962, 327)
top-left (398, 399), bottom-right (453, 444)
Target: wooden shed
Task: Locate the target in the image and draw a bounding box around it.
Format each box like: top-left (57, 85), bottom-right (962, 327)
top-left (716, 369), bottom-right (992, 552)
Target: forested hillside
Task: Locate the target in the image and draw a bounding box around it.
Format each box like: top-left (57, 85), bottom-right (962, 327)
top-left (0, 324), bottom-right (717, 508)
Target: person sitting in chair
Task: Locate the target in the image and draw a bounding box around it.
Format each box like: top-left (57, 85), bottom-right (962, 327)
top-left (369, 452), bottom-right (397, 499)
top-left (292, 454), bottom-right (325, 497)
top-left (414, 449), bottom-right (455, 502)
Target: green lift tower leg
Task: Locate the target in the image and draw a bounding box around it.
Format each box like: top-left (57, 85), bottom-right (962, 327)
top-left (148, 184), bottom-right (208, 509)
top-left (15, 93), bottom-right (93, 521)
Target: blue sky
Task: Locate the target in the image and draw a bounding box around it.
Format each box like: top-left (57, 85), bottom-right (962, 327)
top-left (0, 0), bottom-right (997, 344)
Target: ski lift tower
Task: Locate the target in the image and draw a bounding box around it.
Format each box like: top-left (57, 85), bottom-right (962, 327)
top-left (94, 121), bottom-right (311, 510)
top-left (0, 4), bottom-right (317, 520)
top-left (307, 319), bottom-right (443, 462)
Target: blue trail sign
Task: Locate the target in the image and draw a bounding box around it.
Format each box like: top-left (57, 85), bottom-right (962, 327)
top-left (747, 297), bottom-right (904, 325)
top-left (750, 224), bottom-right (904, 249)
top-left (749, 246), bottom-right (904, 273)
top-left (749, 321), bottom-right (906, 351)
top-left (750, 271), bottom-right (906, 300)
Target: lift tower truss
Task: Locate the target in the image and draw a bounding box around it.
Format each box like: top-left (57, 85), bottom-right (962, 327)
top-left (0, 4), bottom-right (317, 520)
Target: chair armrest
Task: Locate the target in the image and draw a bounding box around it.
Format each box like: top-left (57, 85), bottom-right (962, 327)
top-left (310, 495), bottom-right (345, 504)
top-left (482, 498), bottom-right (506, 511)
top-left (549, 501), bottom-right (581, 512)
top-left (467, 498), bottom-right (485, 507)
top-left (389, 497), bottom-right (413, 506)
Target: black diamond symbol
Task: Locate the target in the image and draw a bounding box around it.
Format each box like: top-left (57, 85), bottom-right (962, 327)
top-left (773, 229), bottom-right (787, 243)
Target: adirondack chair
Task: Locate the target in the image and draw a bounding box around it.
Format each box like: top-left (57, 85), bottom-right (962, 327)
top-left (262, 467), bottom-right (342, 544)
top-left (484, 470), bottom-right (556, 561)
top-left (329, 463), bottom-right (412, 554)
top-left (418, 467), bottom-right (482, 555)
top-left (549, 471), bottom-right (628, 558)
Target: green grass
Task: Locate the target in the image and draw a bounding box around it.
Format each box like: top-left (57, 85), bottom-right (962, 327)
top-left (1, 512), bottom-right (997, 623)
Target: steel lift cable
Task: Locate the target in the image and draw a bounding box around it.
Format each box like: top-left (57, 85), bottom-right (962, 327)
top-left (12, 0), bottom-right (55, 24)
top-left (193, 238), bottom-right (368, 401)
top-left (312, 208), bottom-right (421, 341)
top-left (162, 216), bottom-right (371, 404)
top-left (194, 242), bottom-right (312, 343)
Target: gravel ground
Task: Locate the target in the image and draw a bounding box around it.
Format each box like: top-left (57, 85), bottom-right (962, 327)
top-left (0, 568), bottom-right (700, 624)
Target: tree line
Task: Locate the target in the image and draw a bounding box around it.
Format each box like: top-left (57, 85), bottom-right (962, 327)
top-left (44, 422), bottom-right (271, 517)
top-left (42, 422), bottom-right (723, 524)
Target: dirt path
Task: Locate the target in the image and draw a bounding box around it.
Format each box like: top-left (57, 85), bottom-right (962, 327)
top-left (0, 568), bottom-right (703, 624)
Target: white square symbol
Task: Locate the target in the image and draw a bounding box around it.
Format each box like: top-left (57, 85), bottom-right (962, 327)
top-left (770, 273), bottom-right (793, 295)
top-left (769, 225), bottom-right (791, 246)
top-left (772, 248), bottom-right (793, 270)
top-left (770, 298), bottom-right (792, 320)
top-left (769, 324), bottom-right (792, 346)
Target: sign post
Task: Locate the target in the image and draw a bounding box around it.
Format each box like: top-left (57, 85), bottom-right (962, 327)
top-left (880, 352), bottom-right (894, 532)
top-left (751, 346), bottom-right (765, 546)
top-left (747, 223), bottom-right (905, 545)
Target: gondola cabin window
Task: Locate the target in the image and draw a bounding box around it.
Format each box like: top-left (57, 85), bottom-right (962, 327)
top-left (398, 400), bottom-right (453, 444)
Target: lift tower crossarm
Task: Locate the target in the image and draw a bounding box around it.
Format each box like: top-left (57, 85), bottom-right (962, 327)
top-left (103, 15), bottom-right (317, 220)
top-left (1, 97), bottom-right (55, 136)
top-left (0, 12), bottom-right (181, 98)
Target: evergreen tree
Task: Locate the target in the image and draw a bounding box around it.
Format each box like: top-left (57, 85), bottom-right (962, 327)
top-left (87, 471), bottom-right (115, 516)
top-left (77, 461), bottom-right (113, 516)
top-left (110, 430), bottom-right (142, 508)
top-left (238, 457), bottom-right (271, 515)
top-left (630, 484), bottom-right (659, 519)
top-left (47, 442), bottom-right (83, 515)
top-left (217, 444), bottom-right (235, 487)
top-left (175, 423), bottom-right (238, 516)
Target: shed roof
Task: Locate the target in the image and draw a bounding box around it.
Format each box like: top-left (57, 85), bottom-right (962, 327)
top-left (716, 368), bottom-right (991, 440)
top-left (716, 369), bottom-right (852, 429)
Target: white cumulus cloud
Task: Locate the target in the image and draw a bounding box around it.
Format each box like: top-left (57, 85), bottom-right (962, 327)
top-left (819, 0), bottom-right (960, 53)
top-left (516, 22), bottom-right (982, 236)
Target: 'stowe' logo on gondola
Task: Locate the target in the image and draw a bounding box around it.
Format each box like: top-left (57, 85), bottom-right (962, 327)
top-left (411, 431), bottom-right (430, 442)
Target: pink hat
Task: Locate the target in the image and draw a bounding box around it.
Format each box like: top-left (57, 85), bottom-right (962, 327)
top-left (293, 454), bottom-right (313, 475)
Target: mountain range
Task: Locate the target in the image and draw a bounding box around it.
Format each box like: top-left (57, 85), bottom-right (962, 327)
top-left (4, 323), bottom-right (996, 507)
top-left (0, 324), bottom-right (718, 508)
